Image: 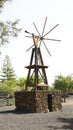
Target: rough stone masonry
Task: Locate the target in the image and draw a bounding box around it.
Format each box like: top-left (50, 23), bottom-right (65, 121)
top-left (15, 90), bottom-right (62, 113)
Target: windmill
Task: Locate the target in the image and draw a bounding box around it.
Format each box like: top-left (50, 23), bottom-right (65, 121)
top-left (25, 17), bottom-right (61, 90)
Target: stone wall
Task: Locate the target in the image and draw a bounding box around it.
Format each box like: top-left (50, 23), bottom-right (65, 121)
top-left (15, 90), bottom-right (62, 113)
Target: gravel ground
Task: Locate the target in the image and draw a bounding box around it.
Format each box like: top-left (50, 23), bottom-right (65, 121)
top-left (0, 96), bottom-right (73, 130)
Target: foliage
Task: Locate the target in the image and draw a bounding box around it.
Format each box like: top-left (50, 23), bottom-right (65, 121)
top-left (6, 101), bottom-right (14, 106)
top-left (16, 76), bottom-right (43, 91)
top-left (38, 86), bottom-right (46, 90)
top-left (0, 55), bottom-right (17, 96)
top-left (0, 0), bottom-right (11, 9)
top-left (0, 0), bottom-right (21, 96)
top-left (28, 75), bottom-right (42, 87)
top-left (0, 55), bottom-right (16, 81)
top-left (0, 0), bottom-right (21, 53)
top-left (0, 77), bottom-right (16, 96)
top-left (53, 75), bottom-right (73, 93)
top-left (0, 20), bottom-right (21, 46)
top-left (16, 77), bottom-right (26, 90)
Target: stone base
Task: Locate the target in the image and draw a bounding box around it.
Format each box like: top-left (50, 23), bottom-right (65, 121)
top-left (15, 90), bottom-right (62, 113)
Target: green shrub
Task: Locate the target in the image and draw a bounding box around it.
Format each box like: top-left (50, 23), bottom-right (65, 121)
top-left (6, 101), bottom-right (14, 106)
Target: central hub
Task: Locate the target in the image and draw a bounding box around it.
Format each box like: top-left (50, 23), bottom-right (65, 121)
top-left (40, 37), bottom-right (43, 40)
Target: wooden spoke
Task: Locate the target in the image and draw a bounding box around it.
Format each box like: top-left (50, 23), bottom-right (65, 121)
top-left (25, 36), bottom-right (32, 38)
top-left (33, 22), bottom-right (41, 37)
top-left (42, 40), bottom-right (51, 56)
top-left (42, 17), bottom-right (47, 36)
top-left (43, 24), bottom-right (59, 37)
top-left (26, 45), bottom-right (34, 51)
top-left (43, 38), bottom-right (61, 42)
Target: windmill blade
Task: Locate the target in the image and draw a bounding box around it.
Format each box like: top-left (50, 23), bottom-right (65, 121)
top-left (25, 35), bottom-right (40, 39)
top-left (43, 24), bottom-right (59, 37)
top-left (25, 30), bottom-right (33, 35)
top-left (25, 30), bottom-right (40, 38)
top-left (26, 45), bottom-right (34, 51)
top-left (33, 22), bottom-right (41, 37)
top-left (25, 36), bottom-right (32, 38)
top-left (25, 30), bottom-right (30, 34)
top-left (42, 40), bottom-right (51, 56)
top-left (42, 17), bottom-right (47, 36)
top-left (43, 38), bottom-right (61, 42)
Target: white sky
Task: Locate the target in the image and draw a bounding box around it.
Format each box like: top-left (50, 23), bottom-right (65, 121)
top-left (0, 0), bottom-right (73, 86)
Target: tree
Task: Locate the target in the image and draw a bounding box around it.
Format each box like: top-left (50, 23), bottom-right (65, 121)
top-left (53, 75), bottom-right (73, 102)
top-left (53, 75), bottom-right (73, 92)
top-left (0, 0), bottom-right (11, 9)
top-left (28, 75), bottom-right (42, 87)
top-left (0, 55), bottom-right (16, 94)
top-left (16, 76), bottom-right (43, 91)
top-left (65, 76), bottom-right (73, 92)
top-left (0, 55), bottom-right (16, 104)
top-left (53, 75), bottom-right (66, 92)
top-left (0, 55), bottom-right (16, 82)
top-left (16, 77), bottom-right (26, 90)
top-left (0, 20), bottom-right (21, 47)
top-left (0, 0), bottom-right (21, 52)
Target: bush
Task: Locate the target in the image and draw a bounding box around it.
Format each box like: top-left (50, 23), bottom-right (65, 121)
top-left (6, 101), bottom-right (14, 106)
